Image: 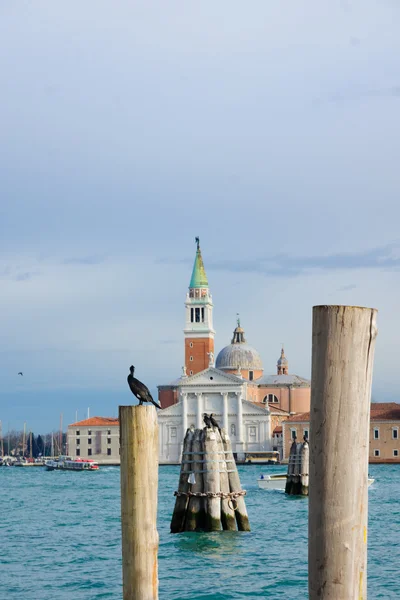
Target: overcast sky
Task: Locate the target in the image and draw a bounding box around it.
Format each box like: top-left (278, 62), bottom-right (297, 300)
top-left (1, 1), bottom-right (400, 433)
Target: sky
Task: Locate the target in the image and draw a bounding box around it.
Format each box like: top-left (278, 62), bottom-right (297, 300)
top-left (1, 1), bottom-right (400, 433)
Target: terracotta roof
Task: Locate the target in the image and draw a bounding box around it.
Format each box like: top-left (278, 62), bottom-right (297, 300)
top-left (69, 417), bottom-right (119, 427)
top-left (273, 426), bottom-right (283, 434)
top-left (283, 412), bottom-right (310, 423)
top-left (269, 405), bottom-right (290, 414)
top-left (283, 403), bottom-right (400, 425)
top-left (370, 403), bottom-right (400, 421)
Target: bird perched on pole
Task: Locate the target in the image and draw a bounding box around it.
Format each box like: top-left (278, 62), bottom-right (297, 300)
top-left (127, 366), bottom-right (162, 409)
top-left (203, 413), bottom-right (213, 428)
top-left (209, 414), bottom-right (221, 432)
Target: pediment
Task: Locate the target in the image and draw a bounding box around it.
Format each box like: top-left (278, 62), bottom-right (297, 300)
top-left (158, 403), bottom-right (182, 417)
top-left (178, 367), bottom-right (244, 387)
top-left (242, 400), bottom-right (270, 415)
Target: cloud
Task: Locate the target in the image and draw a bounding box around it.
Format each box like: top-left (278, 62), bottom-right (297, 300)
top-left (62, 256), bottom-right (105, 266)
top-left (158, 243), bottom-right (400, 279)
top-left (337, 284), bottom-right (357, 292)
top-left (15, 272), bottom-right (34, 282)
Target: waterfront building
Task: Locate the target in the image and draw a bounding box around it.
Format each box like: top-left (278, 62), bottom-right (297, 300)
top-left (282, 403), bottom-right (400, 463)
top-left (157, 239), bottom-right (310, 463)
top-left (67, 417), bottom-right (120, 465)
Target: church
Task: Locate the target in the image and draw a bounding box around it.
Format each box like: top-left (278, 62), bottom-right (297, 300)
top-left (157, 239), bottom-right (311, 464)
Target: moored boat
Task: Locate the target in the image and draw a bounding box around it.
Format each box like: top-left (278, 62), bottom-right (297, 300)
top-left (45, 456), bottom-right (99, 471)
top-left (257, 473), bottom-right (375, 490)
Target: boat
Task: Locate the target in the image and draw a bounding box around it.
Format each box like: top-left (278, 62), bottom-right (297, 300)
top-left (244, 451), bottom-right (280, 465)
top-left (257, 473), bottom-right (375, 490)
top-left (14, 458), bottom-right (45, 467)
top-left (45, 456), bottom-right (99, 471)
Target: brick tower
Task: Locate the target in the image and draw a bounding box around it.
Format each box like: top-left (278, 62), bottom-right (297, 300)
top-left (184, 237), bottom-right (215, 376)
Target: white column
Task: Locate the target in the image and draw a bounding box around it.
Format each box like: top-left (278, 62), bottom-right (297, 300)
top-left (237, 392), bottom-right (244, 442)
top-left (182, 393), bottom-right (188, 437)
top-left (222, 392), bottom-right (229, 431)
top-left (196, 393), bottom-right (203, 429)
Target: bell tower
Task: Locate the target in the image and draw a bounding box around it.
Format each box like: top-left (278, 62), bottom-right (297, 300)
top-left (184, 237), bottom-right (215, 375)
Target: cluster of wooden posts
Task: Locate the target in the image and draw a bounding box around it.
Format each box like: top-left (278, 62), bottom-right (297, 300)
top-left (119, 305), bottom-right (378, 600)
top-left (285, 437), bottom-right (309, 496)
top-left (170, 426), bottom-right (250, 533)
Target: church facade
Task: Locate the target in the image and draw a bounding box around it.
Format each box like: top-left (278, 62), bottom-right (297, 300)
top-left (157, 239), bottom-right (311, 464)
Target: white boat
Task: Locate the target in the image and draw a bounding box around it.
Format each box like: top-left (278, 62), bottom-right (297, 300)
top-left (45, 456), bottom-right (99, 471)
top-left (257, 473), bottom-right (375, 490)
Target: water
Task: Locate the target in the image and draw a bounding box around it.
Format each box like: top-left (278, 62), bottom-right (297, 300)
top-left (1, 464), bottom-right (399, 599)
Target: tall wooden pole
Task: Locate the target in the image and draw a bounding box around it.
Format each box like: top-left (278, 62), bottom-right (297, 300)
top-left (309, 305), bottom-right (377, 600)
top-left (119, 405), bottom-right (159, 600)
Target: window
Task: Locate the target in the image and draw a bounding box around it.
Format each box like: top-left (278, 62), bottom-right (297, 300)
top-left (394, 450), bottom-right (399, 457)
top-left (264, 394), bottom-right (279, 404)
top-left (76, 438), bottom-right (80, 445)
top-left (303, 429), bottom-right (309, 440)
top-left (107, 438), bottom-right (111, 444)
top-left (76, 449), bottom-right (80, 456)
top-left (249, 371), bottom-right (254, 381)
top-left (374, 428), bottom-right (379, 440)
top-left (190, 356), bottom-right (193, 361)
top-left (190, 308), bottom-right (194, 322)
top-left (190, 342), bottom-right (193, 348)
top-left (374, 449), bottom-right (380, 457)
top-left (88, 430), bottom-right (92, 435)
top-left (393, 428), bottom-right (398, 440)
top-left (189, 370), bottom-right (193, 375)
top-left (249, 426), bottom-right (256, 438)
top-left (195, 307), bottom-right (200, 322)
top-left (107, 448), bottom-right (112, 456)
top-left (201, 307), bottom-right (205, 322)
top-left (107, 429), bottom-right (111, 435)
top-left (88, 448), bottom-right (92, 456)
top-left (88, 438), bottom-right (92, 445)
top-left (291, 429), bottom-right (297, 440)
top-left (170, 427), bottom-right (177, 439)
top-left (76, 430), bottom-right (80, 436)
top-left (230, 424), bottom-right (236, 436)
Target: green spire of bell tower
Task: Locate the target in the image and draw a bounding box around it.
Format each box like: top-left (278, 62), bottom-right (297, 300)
top-left (189, 237), bottom-right (209, 288)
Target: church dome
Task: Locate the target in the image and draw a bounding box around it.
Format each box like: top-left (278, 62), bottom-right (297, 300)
top-left (216, 319), bottom-right (263, 372)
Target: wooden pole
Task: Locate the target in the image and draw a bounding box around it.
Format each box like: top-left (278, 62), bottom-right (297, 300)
top-left (285, 439), bottom-right (297, 495)
top-left (300, 440), bottom-right (309, 496)
top-left (221, 430), bottom-right (250, 531)
top-left (170, 428), bottom-right (194, 533)
top-left (217, 430), bottom-right (236, 531)
top-left (203, 427), bottom-right (221, 531)
top-left (309, 305), bottom-right (377, 600)
top-left (119, 405), bottom-right (159, 600)
top-left (185, 428), bottom-right (206, 531)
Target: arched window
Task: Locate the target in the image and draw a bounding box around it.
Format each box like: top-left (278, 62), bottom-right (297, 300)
top-left (263, 394), bottom-right (279, 404)
top-left (230, 424), bottom-right (236, 436)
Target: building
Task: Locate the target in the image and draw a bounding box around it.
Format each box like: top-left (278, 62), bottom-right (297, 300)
top-left (281, 403), bottom-right (400, 463)
top-left (67, 417), bottom-right (120, 465)
top-left (157, 239), bottom-right (310, 463)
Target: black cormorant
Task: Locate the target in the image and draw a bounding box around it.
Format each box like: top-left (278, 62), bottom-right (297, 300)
top-left (203, 413), bottom-right (213, 428)
top-left (209, 414), bottom-right (221, 431)
top-left (127, 366), bottom-right (162, 409)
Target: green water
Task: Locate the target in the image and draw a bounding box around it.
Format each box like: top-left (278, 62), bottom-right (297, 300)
top-left (1, 464), bottom-right (398, 598)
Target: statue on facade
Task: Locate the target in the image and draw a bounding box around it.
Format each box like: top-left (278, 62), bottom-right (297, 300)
top-left (182, 365), bottom-right (187, 377)
top-left (207, 351), bottom-right (214, 367)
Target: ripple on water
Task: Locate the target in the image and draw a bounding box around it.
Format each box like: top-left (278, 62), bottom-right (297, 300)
top-left (1, 464), bottom-right (399, 599)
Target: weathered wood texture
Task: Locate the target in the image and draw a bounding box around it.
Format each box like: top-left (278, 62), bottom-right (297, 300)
top-left (185, 428), bottom-right (206, 531)
top-left (203, 427), bottom-right (221, 531)
top-left (221, 430), bottom-right (250, 531)
top-left (170, 428), bottom-right (194, 533)
top-left (309, 305), bottom-right (377, 600)
top-left (119, 405), bottom-right (159, 600)
top-left (217, 432), bottom-right (236, 530)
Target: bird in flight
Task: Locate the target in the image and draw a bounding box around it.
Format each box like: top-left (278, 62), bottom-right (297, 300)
top-left (18, 372), bottom-right (23, 376)
top-left (127, 366), bottom-right (162, 409)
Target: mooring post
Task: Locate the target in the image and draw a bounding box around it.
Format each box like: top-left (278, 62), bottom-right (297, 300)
top-left (309, 305), bottom-right (377, 600)
top-left (119, 405), bottom-right (159, 600)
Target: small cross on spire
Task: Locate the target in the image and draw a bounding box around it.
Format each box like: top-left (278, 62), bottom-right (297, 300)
top-left (195, 236), bottom-right (200, 250)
